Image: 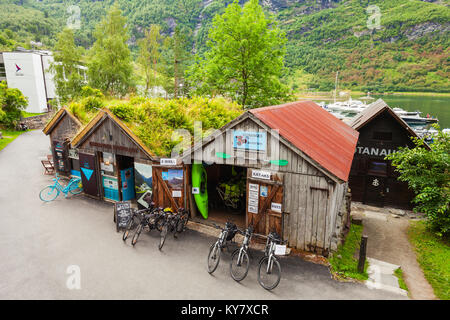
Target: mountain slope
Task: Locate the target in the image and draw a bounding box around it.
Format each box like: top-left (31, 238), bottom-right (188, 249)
top-left (3, 0), bottom-right (449, 92)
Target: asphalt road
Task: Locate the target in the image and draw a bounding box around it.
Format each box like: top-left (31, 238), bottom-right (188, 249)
top-left (0, 130), bottom-right (407, 299)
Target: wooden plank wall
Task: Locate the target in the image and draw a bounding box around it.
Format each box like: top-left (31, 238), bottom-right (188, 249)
top-left (197, 118), bottom-right (325, 177)
top-left (283, 173), bottom-right (337, 255)
top-left (50, 113), bottom-right (80, 142)
top-left (78, 117), bottom-right (151, 162)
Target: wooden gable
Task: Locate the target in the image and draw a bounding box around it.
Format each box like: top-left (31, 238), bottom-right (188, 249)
top-left (183, 112), bottom-right (325, 178)
top-left (75, 113), bottom-right (154, 162)
top-left (43, 108), bottom-right (81, 142)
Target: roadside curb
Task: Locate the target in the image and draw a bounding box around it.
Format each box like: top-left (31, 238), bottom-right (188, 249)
top-left (365, 258), bottom-right (408, 297)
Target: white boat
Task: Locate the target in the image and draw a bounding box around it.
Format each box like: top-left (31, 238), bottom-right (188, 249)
top-left (326, 98), bottom-right (368, 113)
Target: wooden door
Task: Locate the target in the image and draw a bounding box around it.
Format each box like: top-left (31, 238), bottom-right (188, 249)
top-left (246, 170), bottom-right (284, 236)
top-left (79, 153), bottom-right (100, 198)
top-left (52, 140), bottom-right (71, 176)
top-left (152, 165), bottom-right (187, 211)
top-left (308, 187), bottom-right (329, 253)
top-left (364, 175), bottom-right (386, 207)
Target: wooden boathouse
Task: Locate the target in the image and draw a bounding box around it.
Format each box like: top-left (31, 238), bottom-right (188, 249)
top-left (348, 99), bottom-right (428, 209)
top-left (181, 101), bottom-right (359, 255)
top-left (70, 108), bottom-right (158, 204)
top-left (42, 107), bottom-right (82, 177)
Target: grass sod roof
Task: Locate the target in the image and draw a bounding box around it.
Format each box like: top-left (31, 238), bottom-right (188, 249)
top-left (42, 107), bottom-right (82, 135)
top-left (67, 96), bottom-right (243, 157)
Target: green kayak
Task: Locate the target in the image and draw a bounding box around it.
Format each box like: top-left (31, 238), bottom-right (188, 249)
top-left (192, 163), bottom-right (208, 219)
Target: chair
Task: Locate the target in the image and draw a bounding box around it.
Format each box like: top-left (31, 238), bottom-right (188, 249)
top-left (41, 158), bottom-right (55, 175)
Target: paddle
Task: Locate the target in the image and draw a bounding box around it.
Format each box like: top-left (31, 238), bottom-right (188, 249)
top-left (215, 152), bottom-right (288, 166)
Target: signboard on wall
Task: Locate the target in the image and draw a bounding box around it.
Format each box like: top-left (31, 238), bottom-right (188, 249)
top-left (68, 148), bottom-right (79, 160)
top-left (160, 158), bottom-right (177, 166)
top-left (251, 170), bottom-right (271, 180)
top-left (271, 202), bottom-right (282, 213)
top-left (233, 130), bottom-right (266, 151)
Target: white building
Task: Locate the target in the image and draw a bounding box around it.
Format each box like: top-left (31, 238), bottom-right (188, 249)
top-left (0, 49), bottom-right (57, 113)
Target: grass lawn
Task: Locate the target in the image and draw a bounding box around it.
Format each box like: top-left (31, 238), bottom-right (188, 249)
top-left (0, 129), bottom-right (27, 151)
top-left (22, 111), bottom-right (44, 118)
top-left (329, 223), bottom-right (369, 281)
top-left (394, 267), bottom-right (409, 292)
top-left (408, 220), bottom-right (450, 300)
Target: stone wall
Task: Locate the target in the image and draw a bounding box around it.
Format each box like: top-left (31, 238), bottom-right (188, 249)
top-left (20, 112), bottom-right (54, 130)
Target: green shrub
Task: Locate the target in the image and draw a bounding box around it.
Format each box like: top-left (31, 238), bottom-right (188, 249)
top-left (80, 86), bottom-right (104, 99)
top-left (0, 81), bottom-right (28, 129)
top-left (81, 96), bottom-right (104, 112)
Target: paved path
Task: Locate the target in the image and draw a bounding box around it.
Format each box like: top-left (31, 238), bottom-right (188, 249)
top-left (353, 207), bottom-right (436, 300)
top-left (0, 130), bottom-right (407, 299)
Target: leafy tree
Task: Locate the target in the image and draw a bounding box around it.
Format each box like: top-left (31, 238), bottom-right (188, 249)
top-left (0, 81), bottom-right (28, 129)
top-left (187, 0), bottom-right (290, 108)
top-left (50, 28), bottom-right (85, 104)
top-left (161, 26), bottom-right (191, 98)
top-left (387, 126), bottom-right (450, 237)
top-left (87, 6), bottom-right (134, 97)
top-left (138, 24), bottom-right (164, 95)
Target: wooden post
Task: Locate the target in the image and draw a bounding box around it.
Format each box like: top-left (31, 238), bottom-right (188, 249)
top-left (358, 235), bottom-right (368, 273)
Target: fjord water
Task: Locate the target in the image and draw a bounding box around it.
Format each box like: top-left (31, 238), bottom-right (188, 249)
top-left (373, 95), bottom-right (450, 129)
top-left (371, 94), bottom-right (450, 129)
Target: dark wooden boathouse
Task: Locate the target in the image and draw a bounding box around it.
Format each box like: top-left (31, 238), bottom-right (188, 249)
top-left (348, 99), bottom-right (428, 209)
top-left (42, 107), bottom-right (82, 177)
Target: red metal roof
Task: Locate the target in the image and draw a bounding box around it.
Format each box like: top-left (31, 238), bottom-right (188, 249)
top-left (250, 101), bottom-right (359, 182)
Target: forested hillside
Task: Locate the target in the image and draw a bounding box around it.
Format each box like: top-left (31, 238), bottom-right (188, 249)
top-left (1, 0), bottom-right (449, 92)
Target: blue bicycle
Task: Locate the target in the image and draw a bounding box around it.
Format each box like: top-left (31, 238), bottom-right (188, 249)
top-left (39, 173), bottom-right (83, 202)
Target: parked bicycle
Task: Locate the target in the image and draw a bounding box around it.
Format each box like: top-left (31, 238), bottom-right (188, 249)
top-left (257, 231), bottom-right (287, 290)
top-left (130, 207), bottom-right (164, 246)
top-left (229, 225), bottom-right (254, 282)
top-left (122, 203), bottom-right (156, 242)
top-left (158, 207), bottom-right (189, 250)
top-left (39, 173), bottom-right (83, 202)
top-left (206, 222), bottom-right (238, 274)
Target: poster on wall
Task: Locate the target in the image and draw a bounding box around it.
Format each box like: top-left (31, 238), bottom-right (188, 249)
top-left (134, 162), bottom-right (153, 208)
top-left (260, 186), bottom-right (268, 197)
top-left (167, 169), bottom-right (183, 189)
top-left (101, 152), bottom-right (114, 173)
top-left (233, 130), bottom-right (266, 151)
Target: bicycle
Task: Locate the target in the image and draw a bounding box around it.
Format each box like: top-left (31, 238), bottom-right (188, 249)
top-left (39, 173), bottom-right (83, 202)
top-left (175, 207), bottom-right (189, 234)
top-left (123, 203), bottom-right (156, 242)
top-left (131, 207), bottom-right (164, 246)
top-left (229, 225), bottom-right (254, 282)
top-left (207, 222), bottom-right (238, 274)
top-left (257, 231), bottom-right (287, 290)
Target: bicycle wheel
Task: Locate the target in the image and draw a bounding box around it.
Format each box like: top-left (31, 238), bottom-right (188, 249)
top-left (68, 179), bottom-right (83, 195)
top-left (122, 217), bottom-right (135, 241)
top-left (176, 215), bottom-right (188, 233)
top-left (159, 224), bottom-right (168, 250)
top-left (39, 186), bottom-right (59, 202)
top-left (155, 216), bottom-right (165, 232)
top-left (230, 249), bottom-right (250, 282)
top-left (131, 224), bottom-right (143, 246)
top-left (207, 243), bottom-right (221, 274)
top-left (257, 256), bottom-right (281, 290)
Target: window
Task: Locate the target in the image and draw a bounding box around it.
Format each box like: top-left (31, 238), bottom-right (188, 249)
top-left (372, 131), bottom-right (392, 141)
top-left (368, 161), bottom-right (388, 176)
top-left (0, 63), bottom-right (6, 78)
